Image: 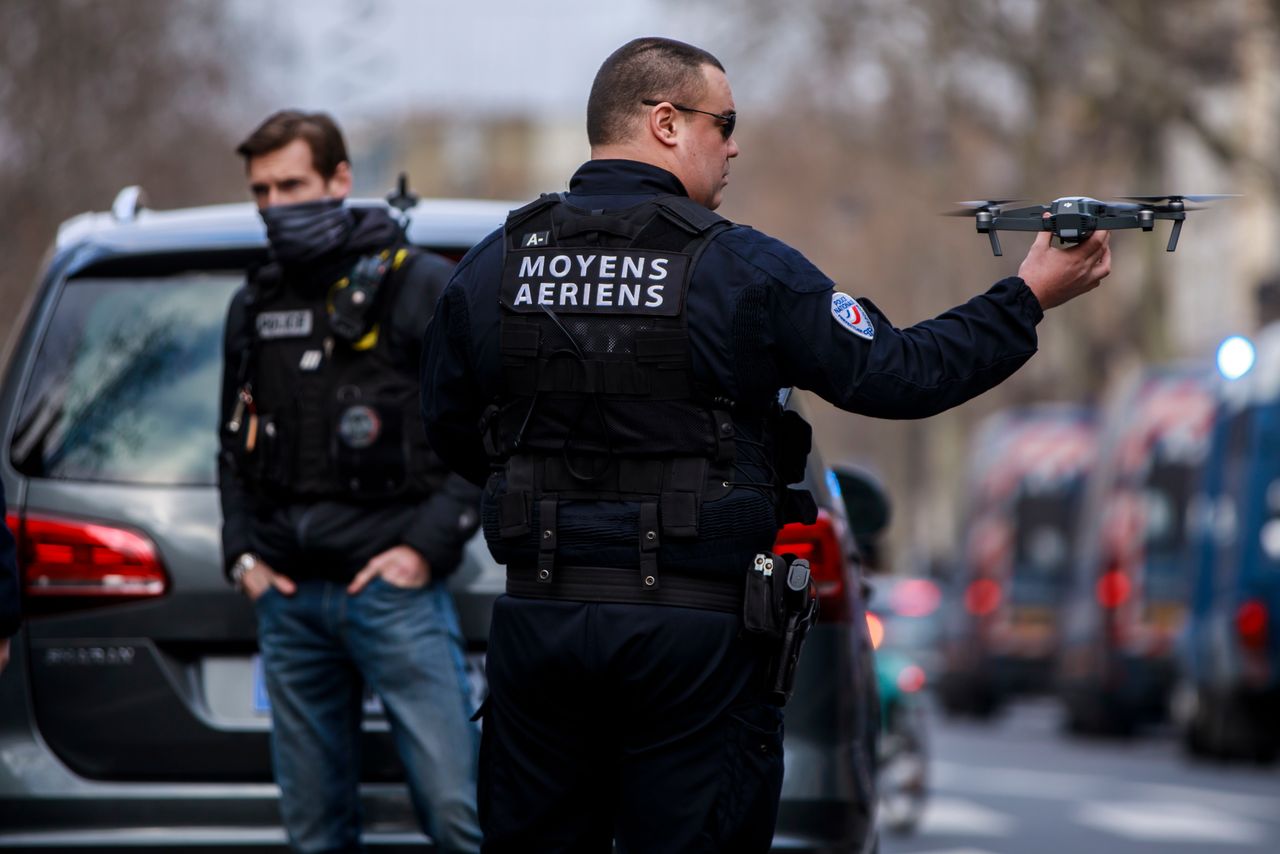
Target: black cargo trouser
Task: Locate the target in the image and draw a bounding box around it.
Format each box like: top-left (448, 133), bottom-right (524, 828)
top-left (478, 594), bottom-right (784, 854)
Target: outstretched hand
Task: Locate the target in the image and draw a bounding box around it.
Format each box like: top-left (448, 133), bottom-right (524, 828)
top-left (1017, 224), bottom-right (1112, 311)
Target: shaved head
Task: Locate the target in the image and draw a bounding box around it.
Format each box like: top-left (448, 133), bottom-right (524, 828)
top-left (587, 37), bottom-right (725, 147)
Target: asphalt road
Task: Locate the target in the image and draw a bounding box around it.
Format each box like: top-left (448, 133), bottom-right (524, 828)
top-left (881, 698), bottom-right (1280, 854)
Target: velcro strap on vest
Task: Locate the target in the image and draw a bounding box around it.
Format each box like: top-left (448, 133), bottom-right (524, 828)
top-left (537, 497), bottom-right (558, 583)
top-left (712, 410), bottom-right (736, 464)
top-left (556, 215), bottom-right (642, 242)
top-left (501, 323), bottom-right (541, 359)
top-left (498, 457), bottom-right (537, 538)
top-left (660, 456), bottom-right (703, 537)
top-left (639, 502), bottom-right (660, 590)
top-left (480, 404), bottom-right (504, 458)
top-left (499, 491), bottom-right (530, 538)
top-left (533, 359), bottom-right (654, 395)
top-left (504, 194), bottom-right (561, 236)
top-left (636, 331), bottom-right (688, 362)
top-left (652, 195), bottom-right (729, 235)
top-left (538, 456), bottom-right (707, 502)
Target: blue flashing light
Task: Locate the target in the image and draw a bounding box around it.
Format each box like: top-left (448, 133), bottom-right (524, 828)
top-left (1217, 335), bottom-right (1256, 380)
top-left (825, 468), bottom-right (843, 502)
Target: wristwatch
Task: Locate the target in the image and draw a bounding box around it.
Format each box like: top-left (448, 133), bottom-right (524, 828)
top-left (231, 552), bottom-right (260, 592)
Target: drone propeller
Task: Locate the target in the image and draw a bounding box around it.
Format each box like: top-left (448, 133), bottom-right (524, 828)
top-left (1107, 199), bottom-right (1209, 213)
top-left (956, 198), bottom-right (1024, 208)
top-left (942, 199), bottom-right (1027, 217)
top-left (1121, 194), bottom-right (1239, 204)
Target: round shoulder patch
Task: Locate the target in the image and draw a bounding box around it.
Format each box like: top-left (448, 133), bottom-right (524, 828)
top-left (831, 293), bottom-right (875, 340)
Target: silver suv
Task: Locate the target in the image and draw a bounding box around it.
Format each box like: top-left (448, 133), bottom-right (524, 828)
top-left (0, 188), bottom-right (878, 852)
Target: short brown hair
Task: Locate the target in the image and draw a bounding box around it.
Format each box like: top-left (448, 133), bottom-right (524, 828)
top-left (586, 38), bottom-right (725, 147)
top-left (235, 110), bottom-right (349, 179)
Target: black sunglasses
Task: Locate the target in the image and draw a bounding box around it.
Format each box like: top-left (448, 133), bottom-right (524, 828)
top-left (641, 99), bottom-right (736, 140)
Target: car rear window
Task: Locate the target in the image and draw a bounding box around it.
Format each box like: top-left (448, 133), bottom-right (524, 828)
top-left (10, 273), bottom-right (241, 486)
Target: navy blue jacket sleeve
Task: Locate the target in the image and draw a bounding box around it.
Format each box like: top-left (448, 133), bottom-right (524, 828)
top-left (388, 251), bottom-right (482, 577)
top-left (715, 229), bottom-right (1044, 418)
top-left (0, 480), bottom-right (21, 638)
top-left (420, 232), bottom-right (502, 488)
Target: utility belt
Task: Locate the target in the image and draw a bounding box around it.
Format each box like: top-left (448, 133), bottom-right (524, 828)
top-left (505, 549), bottom-right (819, 706)
top-left (506, 563), bottom-right (742, 613)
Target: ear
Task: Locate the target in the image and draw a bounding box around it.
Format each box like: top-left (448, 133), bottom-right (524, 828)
top-left (646, 103), bottom-right (681, 149)
top-left (327, 161), bottom-right (354, 199)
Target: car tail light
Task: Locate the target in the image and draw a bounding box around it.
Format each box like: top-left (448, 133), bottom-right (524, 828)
top-left (1236, 600), bottom-right (1268, 651)
top-left (1095, 569), bottom-right (1131, 610)
top-left (865, 611), bottom-right (885, 649)
top-left (897, 664), bottom-right (926, 693)
top-left (891, 578), bottom-right (941, 617)
top-left (8, 512), bottom-right (168, 612)
top-left (775, 509), bottom-right (851, 621)
top-left (964, 578), bottom-right (1001, 616)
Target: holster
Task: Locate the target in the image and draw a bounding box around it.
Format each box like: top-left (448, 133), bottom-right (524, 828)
top-left (742, 551), bottom-right (819, 706)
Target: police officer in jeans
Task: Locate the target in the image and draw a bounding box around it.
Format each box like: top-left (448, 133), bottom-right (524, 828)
top-left (421, 38), bottom-right (1111, 853)
top-left (219, 110), bottom-right (482, 854)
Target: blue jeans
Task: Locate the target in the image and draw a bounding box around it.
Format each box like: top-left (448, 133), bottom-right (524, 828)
top-left (255, 578), bottom-right (481, 854)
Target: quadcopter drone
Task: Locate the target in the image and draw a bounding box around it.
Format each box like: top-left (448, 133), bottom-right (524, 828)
top-left (946, 195), bottom-right (1236, 256)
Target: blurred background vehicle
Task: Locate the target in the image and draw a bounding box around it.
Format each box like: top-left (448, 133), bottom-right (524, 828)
top-left (0, 192), bottom-right (884, 851)
top-left (835, 466), bottom-right (931, 839)
top-left (772, 424), bottom-right (882, 853)
top-left (1177, 329), bottom-right (1280, 762)
top-left (937, 405), bottom-right (1098, 718)
top-left (1057, 364), bottom-right (1217, 735)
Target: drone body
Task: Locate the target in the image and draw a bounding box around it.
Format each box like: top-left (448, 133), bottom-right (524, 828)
top-left (949, 195), bottom-right (1235, 256)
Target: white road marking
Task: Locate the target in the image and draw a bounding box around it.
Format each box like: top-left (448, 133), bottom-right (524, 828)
top-left (1137, 783), bottom-right (1280, 820)
top-left (932, 761), bottom-right (1098, 800)
top-left (933, 759), bottom-right (1280, 820)
top-left (918, 797), bottom-right (1015, 837)
top-left (1075, 800), bottom-right (1267, 844)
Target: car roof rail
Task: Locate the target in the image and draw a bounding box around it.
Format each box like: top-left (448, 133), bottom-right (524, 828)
top-left (111, 185), bottom-right (148, 223)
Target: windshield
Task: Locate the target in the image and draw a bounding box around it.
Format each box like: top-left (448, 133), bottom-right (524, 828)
top-left (1141, 456), bottom-right (1199, 599)
top-left (11, 273), bottom-right (241, 486)
top-left (1010, 483), bottom-right (1082, 602)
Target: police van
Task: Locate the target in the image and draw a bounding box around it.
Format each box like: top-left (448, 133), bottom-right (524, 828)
top-left (937, 404), bottom-right (1098, 718)
top-left (1177, 331), bottom-right (1280, 762)
top-left (1056, 364), bottom-right (1216, 735)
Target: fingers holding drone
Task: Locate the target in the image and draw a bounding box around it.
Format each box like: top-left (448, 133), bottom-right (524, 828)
top-left (1017, 227), bottom-right (1111, 310)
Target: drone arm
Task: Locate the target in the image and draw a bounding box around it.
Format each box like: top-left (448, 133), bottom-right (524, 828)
top-left (996, 205), bottom-right (1051, 219)
top-left (987, 216), bottom-right (1045, 232)
top-left (1094, 216), bottom-right (1140, 230)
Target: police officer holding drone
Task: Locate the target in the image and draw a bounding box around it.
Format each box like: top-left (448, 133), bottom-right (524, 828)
top-left (421, 38), bottom-right (1110, 853)
top-left (219, 110), bottom-right (482, 854)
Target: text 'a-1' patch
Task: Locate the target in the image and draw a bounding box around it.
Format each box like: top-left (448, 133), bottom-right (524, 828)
top-left (831, 293), bottom-right (874, 340)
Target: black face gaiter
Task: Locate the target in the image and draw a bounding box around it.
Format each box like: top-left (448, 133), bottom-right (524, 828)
top-left (260, 198), bottom-right (355, 266)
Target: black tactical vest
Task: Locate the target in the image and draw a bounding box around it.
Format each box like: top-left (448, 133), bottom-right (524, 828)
top-left (231, 247), bottom-right (443, 501)
top-left (486, 193), bottom-right (805, 589)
